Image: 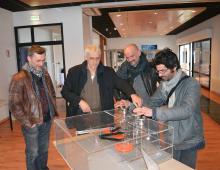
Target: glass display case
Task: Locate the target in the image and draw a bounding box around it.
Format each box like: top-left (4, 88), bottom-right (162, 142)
top-left (54, 109), bottom-right (174, 170)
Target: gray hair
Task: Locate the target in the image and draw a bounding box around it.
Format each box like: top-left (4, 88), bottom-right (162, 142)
top-left (85, 44), bottom-right (101, 57)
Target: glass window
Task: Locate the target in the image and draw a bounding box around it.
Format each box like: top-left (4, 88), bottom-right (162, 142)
top-left (18, 28), bottom-right (31, 43)
top-left (34, 26), bottom-right (62, 42)
top-left (192, 39), bottom-right (211, 89)
top-left (179, 44), bottom-right (191, 76)
top-left (200, 40), bottom-right (210, 75)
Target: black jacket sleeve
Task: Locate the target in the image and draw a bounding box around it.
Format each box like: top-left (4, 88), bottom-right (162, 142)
top-left (61, 68), bottom-right (81, 106)
top-left (111, 68), bottom-right (135, 98)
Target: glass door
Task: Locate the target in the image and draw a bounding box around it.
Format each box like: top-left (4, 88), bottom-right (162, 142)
top-left (192, 39), bottom-right (211, 89)
top-left (179, 43), bottom-right (191, 76)
top-left (15, 23), bottom-right (65, 97)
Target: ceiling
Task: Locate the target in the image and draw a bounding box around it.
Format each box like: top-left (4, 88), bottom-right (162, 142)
top-left (1, 0), bottom-right (220, 38)
top-left (109, 8), bottom-right (206, 37)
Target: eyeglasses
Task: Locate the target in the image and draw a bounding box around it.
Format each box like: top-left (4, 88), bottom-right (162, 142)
top-left (156, 68), bottom-right (169, 74)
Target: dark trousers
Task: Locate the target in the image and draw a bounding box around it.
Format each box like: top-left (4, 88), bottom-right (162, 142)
top-left (22, 121), bottom-right (52, 170)
top-left (173, 147), bottom-right (197, 169)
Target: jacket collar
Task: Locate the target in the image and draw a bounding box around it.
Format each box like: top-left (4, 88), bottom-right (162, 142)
top-left (126, 52), bottom-right (150, 79)
top-left (81, 60), bottom-right (104, 76)
top-left (22, 63), bottom-right (46, 75)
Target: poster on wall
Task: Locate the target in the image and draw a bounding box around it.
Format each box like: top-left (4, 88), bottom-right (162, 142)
top-left (141, 45), bottom-right (158, 61)
top-left (141, 45), bottom-right (157, 51)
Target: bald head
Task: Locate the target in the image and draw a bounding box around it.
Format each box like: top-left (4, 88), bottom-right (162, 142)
top-left (124, 44), bottom-right (141, 67)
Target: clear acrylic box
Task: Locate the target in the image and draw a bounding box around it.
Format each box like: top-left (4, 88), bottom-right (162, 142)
top-left (54, 109), bottom-right (174, 170)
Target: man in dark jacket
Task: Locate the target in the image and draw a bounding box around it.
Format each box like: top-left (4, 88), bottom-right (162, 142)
top-left (61, 44), bottom-right (142, 117)
top-left (115, 44), bottom-right (158, 106)
top-left (9, 45), bottom-right (57, 170)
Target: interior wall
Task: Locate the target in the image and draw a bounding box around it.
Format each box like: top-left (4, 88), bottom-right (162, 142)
top-left (83, 13), bottom-right (92, 50)
top-left (106, 35), bottom-right (178, 54)
top-left (177, 14), bottom-right (220, 94)
top-left (91, 30), bottom-right (100, 47)
top-left (0, 8), bottom-right (17, 121)
top-left (13, 6), bottom-right (85, 74)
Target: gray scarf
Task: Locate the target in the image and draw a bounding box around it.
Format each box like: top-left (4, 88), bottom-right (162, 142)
top-left (24, 63), bottom-right (44, 77)
top-left (162, 69), bottom-right (182, 107)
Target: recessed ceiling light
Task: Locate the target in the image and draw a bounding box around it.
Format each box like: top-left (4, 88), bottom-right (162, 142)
top-left (116, 14), bottom-right (121, 17)
top-left (191, 10), bottom-right (196, 13)
top-left (114, 27), bottom-right (117, 30)
top-left (154, 12), bottom-right (158, 15)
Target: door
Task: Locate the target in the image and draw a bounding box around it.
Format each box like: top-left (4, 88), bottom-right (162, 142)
top-left (15, 23), bottom-right (65, 97)
top-left (192, 39), bottom-right (211, 89)
top-left (179, 44), bottom-right (191, 76)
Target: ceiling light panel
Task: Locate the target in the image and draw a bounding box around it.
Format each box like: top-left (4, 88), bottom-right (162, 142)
top-left (109, 7), bottom-right (206, 37)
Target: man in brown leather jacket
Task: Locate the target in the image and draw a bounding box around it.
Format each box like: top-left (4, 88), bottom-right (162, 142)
top-left (9, 45), bottom-right (57, 170)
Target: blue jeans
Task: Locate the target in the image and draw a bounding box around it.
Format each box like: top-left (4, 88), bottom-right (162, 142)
top-left (173, 147), bottom-right (197, 169)
top-left (22, 121), bottom-right (52, 170)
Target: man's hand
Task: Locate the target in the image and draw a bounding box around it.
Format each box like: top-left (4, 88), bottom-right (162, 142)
top-left (79, 100), bottom-right (92, 113)
top-left (130, 94), bottom-right (142, 107)
top-left (133, 107), bottom-right (153, 117)
top-left (31, 124), bottom-right (36, 128)
top-left (114, 99), bottom-right (131, 109)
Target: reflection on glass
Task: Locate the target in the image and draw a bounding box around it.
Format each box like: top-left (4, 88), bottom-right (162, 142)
top-left (18, 46), bottom-right (30, 70)
top-left (179, 44), bottom-right (190, 76)
top-left (34, 25), bottom-right (62, 42)
top-left (193, 39), bottom-right (210, 88)
top-left (200, 75), bottom-right (209, 88)
top-left (18, 28), bottom-right (31, 43)
top-left (200, 41), bottom-right (210, 75)
top-left (41, 45), bottom-right (64, 97)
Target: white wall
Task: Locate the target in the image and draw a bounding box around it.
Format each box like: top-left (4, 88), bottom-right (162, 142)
top-left (106, 35), bottom-right (178, 54)
top-left (0, 8), bottom-right (17, 121)
top-left (177, 14), bottom-right (220, 94)
top-left (83, 14), bottom-right (92, 49)
top-left (13, 6), bottom-right (85, 74)
top-left (91, 30), bottom-right (100, 47)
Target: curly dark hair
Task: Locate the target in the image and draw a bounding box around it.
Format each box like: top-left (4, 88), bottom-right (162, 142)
top-left (153, 48), bottom-right (180, 70)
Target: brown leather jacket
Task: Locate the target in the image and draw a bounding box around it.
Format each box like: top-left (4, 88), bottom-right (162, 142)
top-left (9, 70), bottom-right (57, 127)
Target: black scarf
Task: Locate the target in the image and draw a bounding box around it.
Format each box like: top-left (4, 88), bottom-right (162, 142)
top-left (127, 53), bottom-right (149, 84)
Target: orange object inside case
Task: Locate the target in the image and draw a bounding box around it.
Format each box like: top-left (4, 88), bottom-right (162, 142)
top-left (102, 128), bottom-right (111, 134)
top-left (111, 134), bottom-right (125, 140)
top-left (115, 143), bottom-right (133, 153)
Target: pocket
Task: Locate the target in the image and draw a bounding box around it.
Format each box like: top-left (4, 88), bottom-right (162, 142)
top-left (22, 124), bottom-right (38, 133)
